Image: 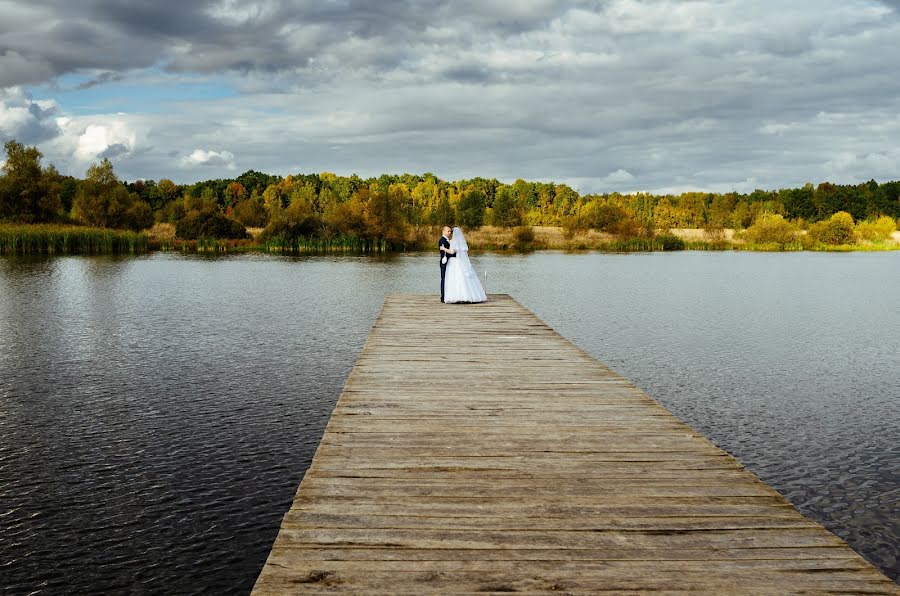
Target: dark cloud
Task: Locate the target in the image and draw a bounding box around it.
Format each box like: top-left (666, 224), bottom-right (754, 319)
top-left (98, 142), bottom-right (130, 159)
top-left (76, 71), bottom-right (126, 90)
top-left (0, 51), bottom-right (55, 87)
top-left (2, 1), bottom-right (899, 90)
top-left (0, 0), bottom-right (581, 86)
top-left (442, 64), bottom-right (495, 84)
top-left (3, 0), bottom-right (900, 192)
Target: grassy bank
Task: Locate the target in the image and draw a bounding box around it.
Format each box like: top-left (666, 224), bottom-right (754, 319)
top-left (144, 221), bottom-right (900, 254)
top-left (463, 226), bottom-right (687, 251)
top-left (462, 226), bottom-right (898, 252)
top-left (5, 223), bottom-right (898, 256)
top-left (147, 223), bottom-right (390, 253)
top-left (0, 224), bottom-right (148, 255)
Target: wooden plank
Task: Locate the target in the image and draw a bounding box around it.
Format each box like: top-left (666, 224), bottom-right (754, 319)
top-left (258, 546), bottom-right (864, 562)
top-left (253, 560), bottom-right (893, 596)
top-left (252, 294), bottom-right (899, 594)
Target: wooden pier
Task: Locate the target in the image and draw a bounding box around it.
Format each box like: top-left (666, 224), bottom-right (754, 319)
top-left (252, 294), bottom-right (898, 594)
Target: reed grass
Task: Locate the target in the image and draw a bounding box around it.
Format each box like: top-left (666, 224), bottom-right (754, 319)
top-left (150, 237), bottom-right (256, 252)
top-left (736, 241), bottom-right (900, 252)
top-left (681, 240), bottom-right (732, 251)
top-left (0, 224), bottom-right (148, 255)
top-left (595, 235), bottom-right (686, 252)
top-left (262, 234), bottom-right (389, 253)
top-left (809, 243), bottom-right (900, 252)
top-left (5, 223), bottom-right (895, 256)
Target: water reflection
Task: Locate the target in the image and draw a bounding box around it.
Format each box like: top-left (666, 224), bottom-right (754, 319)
top-left (0, 251), bottom-right (897, 593)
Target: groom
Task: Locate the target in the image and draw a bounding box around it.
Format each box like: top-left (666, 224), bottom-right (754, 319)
top-left (439, 226), bottom-right (456, 303)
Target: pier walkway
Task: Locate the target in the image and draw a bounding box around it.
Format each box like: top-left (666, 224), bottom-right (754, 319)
top-left (252, 294), bottom-right (898, 594)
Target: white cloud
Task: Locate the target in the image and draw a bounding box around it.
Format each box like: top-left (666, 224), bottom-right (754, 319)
top-left (603, 169), bottom-right (636, 184)
top-left (599, 0), bottom-right (724, 35)
top-left (759, 122), bottom-right (797, 135)
top-left (181, 149), bottom-right (236, 169)
top-left (72, 120), bottom-right (138, 161)
top-left (205, 0), bottom-right (280, 24)
top-left (823, 149), bottom-right (900, 180)
top-left (0, 86), bottom-right (60, 143)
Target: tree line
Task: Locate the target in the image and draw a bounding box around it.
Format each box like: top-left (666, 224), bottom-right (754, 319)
top-left (2, 139), bottom-right (899, 248)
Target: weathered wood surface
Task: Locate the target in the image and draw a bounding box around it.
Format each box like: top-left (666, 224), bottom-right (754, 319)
top-left (253, 294), bottom-right (898, 595)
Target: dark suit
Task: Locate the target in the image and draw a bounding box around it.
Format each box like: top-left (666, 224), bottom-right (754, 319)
top-left (439, 236), bottom-right (455, 302)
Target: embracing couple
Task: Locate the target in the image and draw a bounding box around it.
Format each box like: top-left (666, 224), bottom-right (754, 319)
top-left (439, 226), bottom-right (487, 304)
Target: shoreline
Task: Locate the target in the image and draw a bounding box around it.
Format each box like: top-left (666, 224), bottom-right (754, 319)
top-left (2, 223), bottom-right (899, 255)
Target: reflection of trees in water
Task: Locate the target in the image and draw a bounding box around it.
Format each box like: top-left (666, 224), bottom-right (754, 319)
top-left (0, 255), bottom-right (57, 280)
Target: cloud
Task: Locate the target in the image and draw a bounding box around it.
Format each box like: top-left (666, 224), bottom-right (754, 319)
top-left (0, 87), bottom-right (61, 144)
top-left (602, 169), bottom-right (636, 184)
top-left (181, 149), bottom-right (236, 169)
top-left (823, 149), bottom-right (900, 180)
top-left (72, 121), bottom-right (138, 162)
top-left (0, 0), bottom-right (581, 87)
top-left (76, 71), bottom-right (127, 90)
top-left (2, 0), bottom-right (900, 191)
top-left (3, 1), bottom-right (898, 92)
top-left (759, 122), bottom-right (797, 136)
top-left (0, 50), bottom-right (56, 88)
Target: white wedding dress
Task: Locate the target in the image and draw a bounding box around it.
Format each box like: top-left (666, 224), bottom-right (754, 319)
top-left (444, 227), bottom-right (487, 303)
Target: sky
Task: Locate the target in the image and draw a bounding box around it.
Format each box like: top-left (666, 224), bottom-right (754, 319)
top-left (1, 0), bottom-right (899, 194)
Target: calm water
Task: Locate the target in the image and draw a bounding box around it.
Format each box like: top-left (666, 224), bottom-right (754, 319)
top-left (0, 251), bottom-right (898, 593)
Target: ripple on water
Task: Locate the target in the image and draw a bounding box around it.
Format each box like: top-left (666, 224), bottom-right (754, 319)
top-left (0, 251), bottom-right (898, 593)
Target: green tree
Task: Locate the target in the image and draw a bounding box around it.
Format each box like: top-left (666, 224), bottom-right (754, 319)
top-left (490, 186), bottom-right (522, 227)
top-left (855, 216), bottom-right (896, 242)
top-left (742, 214), bottom-right (799, 248)
top-left (585, 201), bottom-right (628, 232)
top-left (174, 190), bottom-right (247, 239)
top-left (513, 179), bottom-right (537, 210)
top-left (813, 183), bottom-right (842, 219)
top-left (236, 169), bottom-right (282, 196)
top-left (176, 211), bottom-right (247, 239)
top-left (365, 186), bottom-right (408, 246)
top-left (456, 190), bottom-right (486, 228)
top-left (429, 194), bottom-right (455, 226)
top-left (808, 211), bottom-right (856, 245)
top-left (58, 175), bottom-right (78, 213)
top-left (125, 200), bottom-right (153, 230)
top-left (260, 190), bottom-right (319, 241)
top-left (782, 183), bottom-right (816, 220)
top-left (677, 192), bottom-right (706, 227)
top-left (653, 197), bottom-right (679, 232)
top-left (289, 183), bottom-right (317, 211)
top-left (71, 158), bottom-right (152, 230)
top-left (0, 140), bottom-right (62, 222)
top-left (157, 178), bottom-right (180, 204)
top-left (233, 197), bottom-right (268, 227)
top-left (317, 187), bottom-right (338, 214)
top-left (262, 180), bottom-right (288, 218)
top-left (707, 194), bottom-right (736, 227)
top-left (876, 181), bottom-right (900, 219)
top-left (553, 184), bottom-right (579, 218)
top-left (325, 195), bottom-right (367, 238)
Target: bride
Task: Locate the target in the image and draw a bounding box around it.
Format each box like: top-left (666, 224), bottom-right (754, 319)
top-left (444, 226), bottom-right (487, 303)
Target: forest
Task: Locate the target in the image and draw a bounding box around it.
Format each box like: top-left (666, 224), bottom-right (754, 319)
top-left (1, 139), bottom-right (899, 253)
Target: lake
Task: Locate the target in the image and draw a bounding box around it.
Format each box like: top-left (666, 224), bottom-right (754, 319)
top-left (0, 251), bottom-right (897, 593)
